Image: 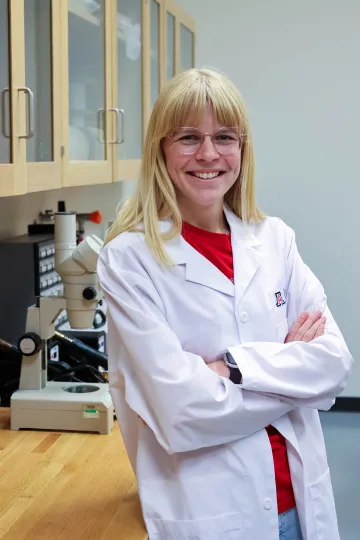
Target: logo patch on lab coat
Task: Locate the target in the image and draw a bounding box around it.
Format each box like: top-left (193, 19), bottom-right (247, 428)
top-left (275, 290), bottom-right (286, 307)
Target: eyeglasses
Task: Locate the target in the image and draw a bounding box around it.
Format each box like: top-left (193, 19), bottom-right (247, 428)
top-left (166, 127), bottom-right (246, 155)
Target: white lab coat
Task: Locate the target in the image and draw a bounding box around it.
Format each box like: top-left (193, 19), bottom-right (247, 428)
top-left (97, 206), bottom-right (353, 540)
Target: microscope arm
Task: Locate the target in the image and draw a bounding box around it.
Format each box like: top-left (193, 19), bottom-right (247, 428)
top-left (17, 212), bottom-right (104, 392)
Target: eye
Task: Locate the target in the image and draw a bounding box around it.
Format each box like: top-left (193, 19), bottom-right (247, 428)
top-left (179, 134), bottom-right (201, 143)
top-left (216, 134), bottom-right (231, 141)
top-left (215, 133), bottom-right (238, 143)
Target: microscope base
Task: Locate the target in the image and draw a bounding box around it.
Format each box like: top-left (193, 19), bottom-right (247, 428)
top-left (10, 381), bottom-right (114, 435)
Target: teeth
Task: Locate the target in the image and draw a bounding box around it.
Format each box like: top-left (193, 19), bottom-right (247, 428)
top-left (193, 172), bottom-right (220, 179)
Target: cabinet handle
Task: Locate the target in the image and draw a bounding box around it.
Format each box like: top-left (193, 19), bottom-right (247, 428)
top-left (109, 108), bottom-right (125, 144)
top-left (118, 108), bottom-right (124, 144)
top-left (18, 87), bottom-right (34, 139)
top-left (97, 108), bottom-right (105, 143)
top-left (1, 87), bottom-right (10, 139)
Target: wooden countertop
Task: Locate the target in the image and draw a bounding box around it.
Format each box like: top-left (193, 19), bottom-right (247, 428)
top-left (0, 408), bottom-right (147, 540)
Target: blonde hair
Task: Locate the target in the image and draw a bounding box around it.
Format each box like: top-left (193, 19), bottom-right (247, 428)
top-left (105, 68), bottom-right (264, 263)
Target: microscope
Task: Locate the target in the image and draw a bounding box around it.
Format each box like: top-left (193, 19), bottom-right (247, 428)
top-left (10, 212), bottom-right (114, 435)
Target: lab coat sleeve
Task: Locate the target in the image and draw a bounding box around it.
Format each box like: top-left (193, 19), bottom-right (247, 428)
top-left (229, 226), bottom-right (354, 411)
top-left (97, 253), bottom-right (295, 454)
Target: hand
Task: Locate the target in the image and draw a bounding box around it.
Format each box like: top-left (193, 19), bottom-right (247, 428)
top-left (207, 357), bottom-right (230, 378)
top-left (285, 310), bottom-right (326, 343)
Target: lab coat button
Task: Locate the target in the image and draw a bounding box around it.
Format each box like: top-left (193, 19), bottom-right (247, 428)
top-left (263, 498), bottom-right (272, 510)
top-left (240, 311), bottom-right (249, 323)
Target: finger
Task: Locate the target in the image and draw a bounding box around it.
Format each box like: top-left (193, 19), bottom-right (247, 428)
top-left (285, 312), bottom-right (311, 343)
top-left (302, 317), bottom-right (323, 342)
top-left (303, 317), bottom-right (326, 342)
top-left (285, 312), bottom-right (309, 342)
top-left (295, 310), bottom-right (322, 339)
top-left (313, 319), bottom-right (326, 339)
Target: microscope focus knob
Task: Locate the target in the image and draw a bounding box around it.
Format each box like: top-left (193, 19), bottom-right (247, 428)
top-left (18, 332), bottom-right (42, 356)
top-left (82, 286), bottom-right (97, 301)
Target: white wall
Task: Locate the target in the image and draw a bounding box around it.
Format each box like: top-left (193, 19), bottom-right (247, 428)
top-left (178, 0), bottom-right (360, 396)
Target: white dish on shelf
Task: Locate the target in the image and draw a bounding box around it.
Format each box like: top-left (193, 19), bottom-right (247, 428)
top-left (68, 124), bottom-right (91, 161)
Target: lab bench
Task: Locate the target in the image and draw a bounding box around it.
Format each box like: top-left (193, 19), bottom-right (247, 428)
top-left (0, 408), bottom-right (147, 540)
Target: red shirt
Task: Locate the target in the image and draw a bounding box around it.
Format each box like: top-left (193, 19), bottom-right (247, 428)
top-left (182, 221), bottom-right (296, 515)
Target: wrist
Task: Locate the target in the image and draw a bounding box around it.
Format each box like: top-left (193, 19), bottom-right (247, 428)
top-left (207, 358), bottom-right (230, 378)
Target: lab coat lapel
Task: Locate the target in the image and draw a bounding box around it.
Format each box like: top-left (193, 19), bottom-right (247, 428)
top-left (163, 207), bottom-right (263, 299)
top-left (224, 206), bottom-right (262, 307)
top-left (163, 220), bottom-right (234, 296)
top-left (184, 241), bottom-right (235, 296)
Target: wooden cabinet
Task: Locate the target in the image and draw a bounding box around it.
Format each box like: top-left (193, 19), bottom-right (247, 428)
top-left (0, 0), bottom-right (195, 197)
top-left (0, 0), bottom-right (62, 197)
top-left (61, 0), bottom-right (114, 187)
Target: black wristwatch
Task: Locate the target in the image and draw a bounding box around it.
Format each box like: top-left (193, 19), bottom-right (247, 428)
top-left (224, 352), bottom-right (242, 384)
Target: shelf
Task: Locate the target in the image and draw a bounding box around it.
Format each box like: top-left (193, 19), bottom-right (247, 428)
top-left (68, 3), bottom-right (101, 27)
top-left (68, 3), bottom-right (129, 43)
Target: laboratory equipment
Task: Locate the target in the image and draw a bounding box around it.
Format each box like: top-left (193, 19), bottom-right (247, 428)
top-left (0, 233), bottom-right (63, 343)
top-left (10, 212), bottom-right (114, 435)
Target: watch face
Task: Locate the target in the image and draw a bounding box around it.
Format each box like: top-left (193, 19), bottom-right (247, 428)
top-left (226, 352), bottom-right (237, 366)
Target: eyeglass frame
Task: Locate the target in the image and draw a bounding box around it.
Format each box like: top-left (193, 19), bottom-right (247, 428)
top-left (165, 126), bottom-right (247, 155)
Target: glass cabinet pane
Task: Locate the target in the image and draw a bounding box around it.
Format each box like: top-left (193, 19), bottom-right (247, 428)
top-left (25, 0), bottom-right (53, 162)
top-left (166, 12), bottom-right (175, 80)
top-left (68, 0), bottom-right (105, 161)
top-left (116, 0), bottom-right (142, 160)
top-left (0, 0), bottom-right (11, 164)
top-left (180, 24), bottom-right (194, 72)
top-left (150, 0), bottom-right (160, 109)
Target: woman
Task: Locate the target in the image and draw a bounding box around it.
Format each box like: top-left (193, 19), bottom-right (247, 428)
top-left (97, 68), bottom-right (353, 540)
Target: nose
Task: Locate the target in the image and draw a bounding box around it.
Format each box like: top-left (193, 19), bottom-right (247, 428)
top-left (195, 134), bottom-right (220, 161)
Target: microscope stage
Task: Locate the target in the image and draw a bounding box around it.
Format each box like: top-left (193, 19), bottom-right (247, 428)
top-left (11, 381), bottom-right (114, 435)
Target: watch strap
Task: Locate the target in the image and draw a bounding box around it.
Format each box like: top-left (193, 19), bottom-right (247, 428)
top-left (229, 366), bottom-right (242, 384)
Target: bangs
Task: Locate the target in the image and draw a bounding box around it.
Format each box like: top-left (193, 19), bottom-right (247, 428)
top-left (155, 71), bottom-right (246, 138)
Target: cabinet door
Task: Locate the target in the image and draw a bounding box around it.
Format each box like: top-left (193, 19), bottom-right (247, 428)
top-left (150, 0), bottom-right (163, 107)
top-left (178, 8), bottom-right (195, 73)
top-left (111, 0), bottom-right (147, 182)
top-left (164, 0), bottom-right (176, 81)
top-left (0, 0), bottom-right (26, 197)
top-left (61, 0), bottom-right (113, 187)
top-left (25, 0), bottom-right (62, 192)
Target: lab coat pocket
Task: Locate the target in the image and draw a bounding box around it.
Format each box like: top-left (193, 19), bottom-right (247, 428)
top-left (276, 319), bottom-right (288, 343)
top-left (146, 512), bottom-right (243, 540)
top-left (309, 468), bottom-right (339, 540)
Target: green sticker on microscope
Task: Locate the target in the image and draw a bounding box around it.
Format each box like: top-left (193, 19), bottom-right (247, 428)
top-left (83, 408), bottom-right (99, 419)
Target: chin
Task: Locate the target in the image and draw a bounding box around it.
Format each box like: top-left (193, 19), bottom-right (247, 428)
top-left (194, 185), bottom-right (230, 200)
top-left (191, 194), bottom-right (225, 207)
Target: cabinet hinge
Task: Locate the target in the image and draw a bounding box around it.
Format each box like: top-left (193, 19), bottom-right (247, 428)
top-left (60, 145), bottom-right (65, 158)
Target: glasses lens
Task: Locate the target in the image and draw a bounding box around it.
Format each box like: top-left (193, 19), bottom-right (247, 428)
top-left (171, 128), bottom-right (202, 154)
top-left (213, 128), bottom-right (240, 155)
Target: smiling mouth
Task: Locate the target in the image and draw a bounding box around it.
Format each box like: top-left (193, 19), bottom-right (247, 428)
top-left (188, 171), bottom-right (225, 179)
